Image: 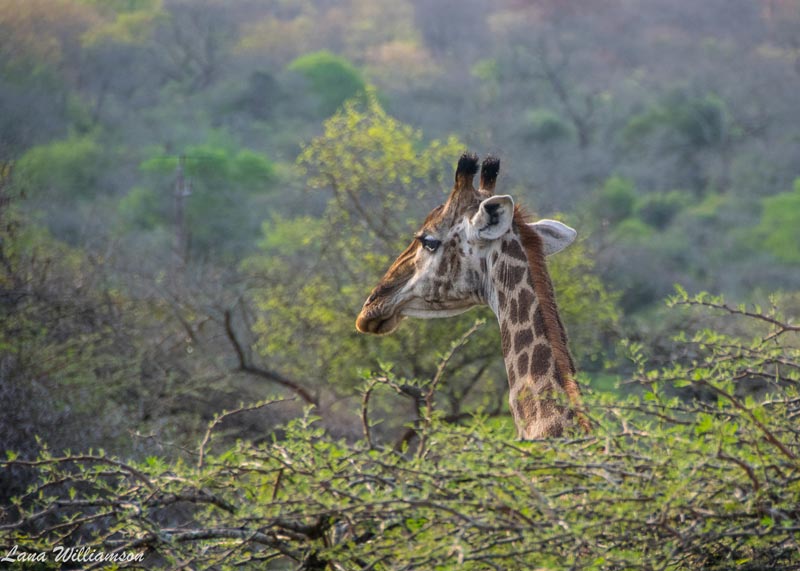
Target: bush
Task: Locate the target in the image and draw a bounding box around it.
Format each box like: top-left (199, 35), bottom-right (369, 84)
top-left (591, 175), bottom-right (637, 226)
top-left (521, 108), bottom-right (573, 144)
top-left (3, 291), bottom-right (799, 570)
top-left (132, 142), bottom-right (277, 256)
top-left (14, 134), bottom-right (105, 201)
top-left (635, 189), bottom-right (692, 229)
top-left (288, 51), bottom-right (367, 117)
top-left (756, 178), bottom-right (800, 264)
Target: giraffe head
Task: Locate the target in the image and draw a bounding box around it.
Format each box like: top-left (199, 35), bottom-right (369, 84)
top-left (355, 153), bottom-right (577, 335)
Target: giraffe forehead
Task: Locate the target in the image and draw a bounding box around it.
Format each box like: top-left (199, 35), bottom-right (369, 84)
top-left (421, 214), bottom-right (469, 240)
top-left (421, 196), bottom-right (480, 232)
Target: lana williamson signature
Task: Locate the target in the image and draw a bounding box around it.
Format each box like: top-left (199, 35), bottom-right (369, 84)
top-left (2, 544), bottom-right (145, 564)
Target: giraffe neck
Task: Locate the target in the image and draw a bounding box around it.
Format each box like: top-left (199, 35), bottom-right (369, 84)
top-left (487, 234), bottom-right (578, 439)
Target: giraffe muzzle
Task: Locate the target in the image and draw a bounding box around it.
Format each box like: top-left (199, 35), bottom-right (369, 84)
top-left (355, 307), bottom-right (405, 335)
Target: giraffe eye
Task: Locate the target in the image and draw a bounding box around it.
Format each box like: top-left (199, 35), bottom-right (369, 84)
top-left (418, 235), bottom-right (441, 252)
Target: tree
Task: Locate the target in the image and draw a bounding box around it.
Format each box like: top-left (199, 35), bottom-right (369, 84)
top-left (756, 178), bottom-right (800, 264)
top-left (150, 0), bottom-right (237, 90)
top-left (588, 175), bottom-right (637, 227)
top-left (129, 143), bottom-right (277, 257)
top-left (287, 51), bottom-right (368, 117)
top-left (297, 89), bottom-right (460, 249)
top-left (623, 91), bottom-right (737, 195)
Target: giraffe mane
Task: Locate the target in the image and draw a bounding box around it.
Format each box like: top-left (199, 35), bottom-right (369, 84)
top-left (514, 205), bottom-right (591, 433)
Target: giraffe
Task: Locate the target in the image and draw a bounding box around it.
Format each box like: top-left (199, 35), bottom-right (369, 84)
top-left (355, 153), bottom-right (590, 439)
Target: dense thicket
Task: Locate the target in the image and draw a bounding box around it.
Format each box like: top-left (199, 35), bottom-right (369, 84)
top-left (2, 297), bottom-right (799, 569)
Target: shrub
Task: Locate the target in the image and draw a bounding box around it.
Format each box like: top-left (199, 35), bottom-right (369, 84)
top-left (636, 190), bottom-right (692, 229)
top-left (592, 175), bottom-right (637, 226)
top-left (521, 108), bottom-right (574, 144)
top-left (14, 134), bottom-right (104, 201)
top-left (288, 51), bottom-right (367, 116)
top-left (3, 291), bottom-right (799, 570)
top-left (756, 178), bottom-right (800, 264)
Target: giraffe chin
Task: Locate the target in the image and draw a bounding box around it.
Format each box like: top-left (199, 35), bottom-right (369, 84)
top-left (355, 311), bottom-right (405, 335)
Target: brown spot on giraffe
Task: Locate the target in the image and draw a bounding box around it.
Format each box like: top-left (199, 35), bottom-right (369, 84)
top-left (509, 297), bottom-right (519, 325)
top-left (531, 344), bottom-right (552, 377)
top-left (517, 351), bottom-right (529, 377)
top-left (514, 329), bottom-right (533, 354)
top-left (450, 251), bottom-right (461, 281)
top-left (517, 288), bottom-right (535, 319)
top-left (502, 265), bottom-right (526, 291)
top-left (504, 239), bottom-right (528, 262)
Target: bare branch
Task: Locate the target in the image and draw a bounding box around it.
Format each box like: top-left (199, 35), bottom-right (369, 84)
top-left (223, 309), bottom-right (318, 406)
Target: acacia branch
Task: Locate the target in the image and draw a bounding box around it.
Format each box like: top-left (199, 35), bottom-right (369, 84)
top-left (675, 298), bottom-right (800, 341)
top-left (1, 455), bottom-right (156, 490)
top-left (198, 397), bottom-right (293, 469)
top-left (223, 309), bottom-right (317, 406)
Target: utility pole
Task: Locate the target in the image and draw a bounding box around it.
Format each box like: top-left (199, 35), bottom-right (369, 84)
top-left (173, 154), bottom-right (191, 269)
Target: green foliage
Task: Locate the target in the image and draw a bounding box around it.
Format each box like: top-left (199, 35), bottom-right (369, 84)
top-left (288, 51), bottom-right (368, 116)
top-left (132, 143), bottom-right (277, 255)
top-left (79, 0), bottom-right (164, 46)
top-left (0, 211), bottom-right (133, 459)
top-left (14, 134), bottom-right (105, 200)
top-left (611, 217), bottom-right (654, 242)
top-left (298, 90), bottom-right (462, 247)
top-left (548, 239), bottom-right (620, 368)
top-left (756, 178), bottom-right (800, 264)
top-left (139, 144), bottom-right (275, 189)
top-left (624, 91), bottom-right (731, 149)
top-left (0, 182), bottom-right (262, 474)
top-left (686, 191), bottom-right (728, 222)
top-left (590, 175), bottom-right (637, 226)
top-left (635, 189), bottom-right (692, 229)
top-left (470, 58), bottom-right (499, 82)
top-left (116, 185), bottom-right (163, 230)
top-left (521, 108), bottom-right (573, 144)
top-left (3, 297), bottom-right (799, 569)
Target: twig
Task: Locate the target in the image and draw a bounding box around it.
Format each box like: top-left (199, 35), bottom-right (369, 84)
top-left (675, 298), bottom-right (800, 342)
top-left (425, 319), bottom-right (486, 421)
top-left (197, 397), bottom-right (293, 468)
top-left (361, 379), bottom-right (378, 449)
top-left (2, 455), bottom-right (156, 490)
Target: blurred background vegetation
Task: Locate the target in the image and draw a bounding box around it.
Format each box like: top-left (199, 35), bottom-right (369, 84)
top-left (2, 0), bottom-right (800, 476)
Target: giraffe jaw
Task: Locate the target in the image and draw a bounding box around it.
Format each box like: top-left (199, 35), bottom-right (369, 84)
top-left (400, 306), bottom-right (473, 319)
top-left (356, 303), bottom-right (472, 335)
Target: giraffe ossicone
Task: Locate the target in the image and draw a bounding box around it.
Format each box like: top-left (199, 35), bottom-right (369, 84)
top-left (356, 153), bottom-right (589, 438)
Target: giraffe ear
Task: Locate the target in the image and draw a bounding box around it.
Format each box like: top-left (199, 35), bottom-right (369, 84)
top-left (471, 195), bottom-right (514, 240)
top-left (527, 219), bottom-right (577, 256)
